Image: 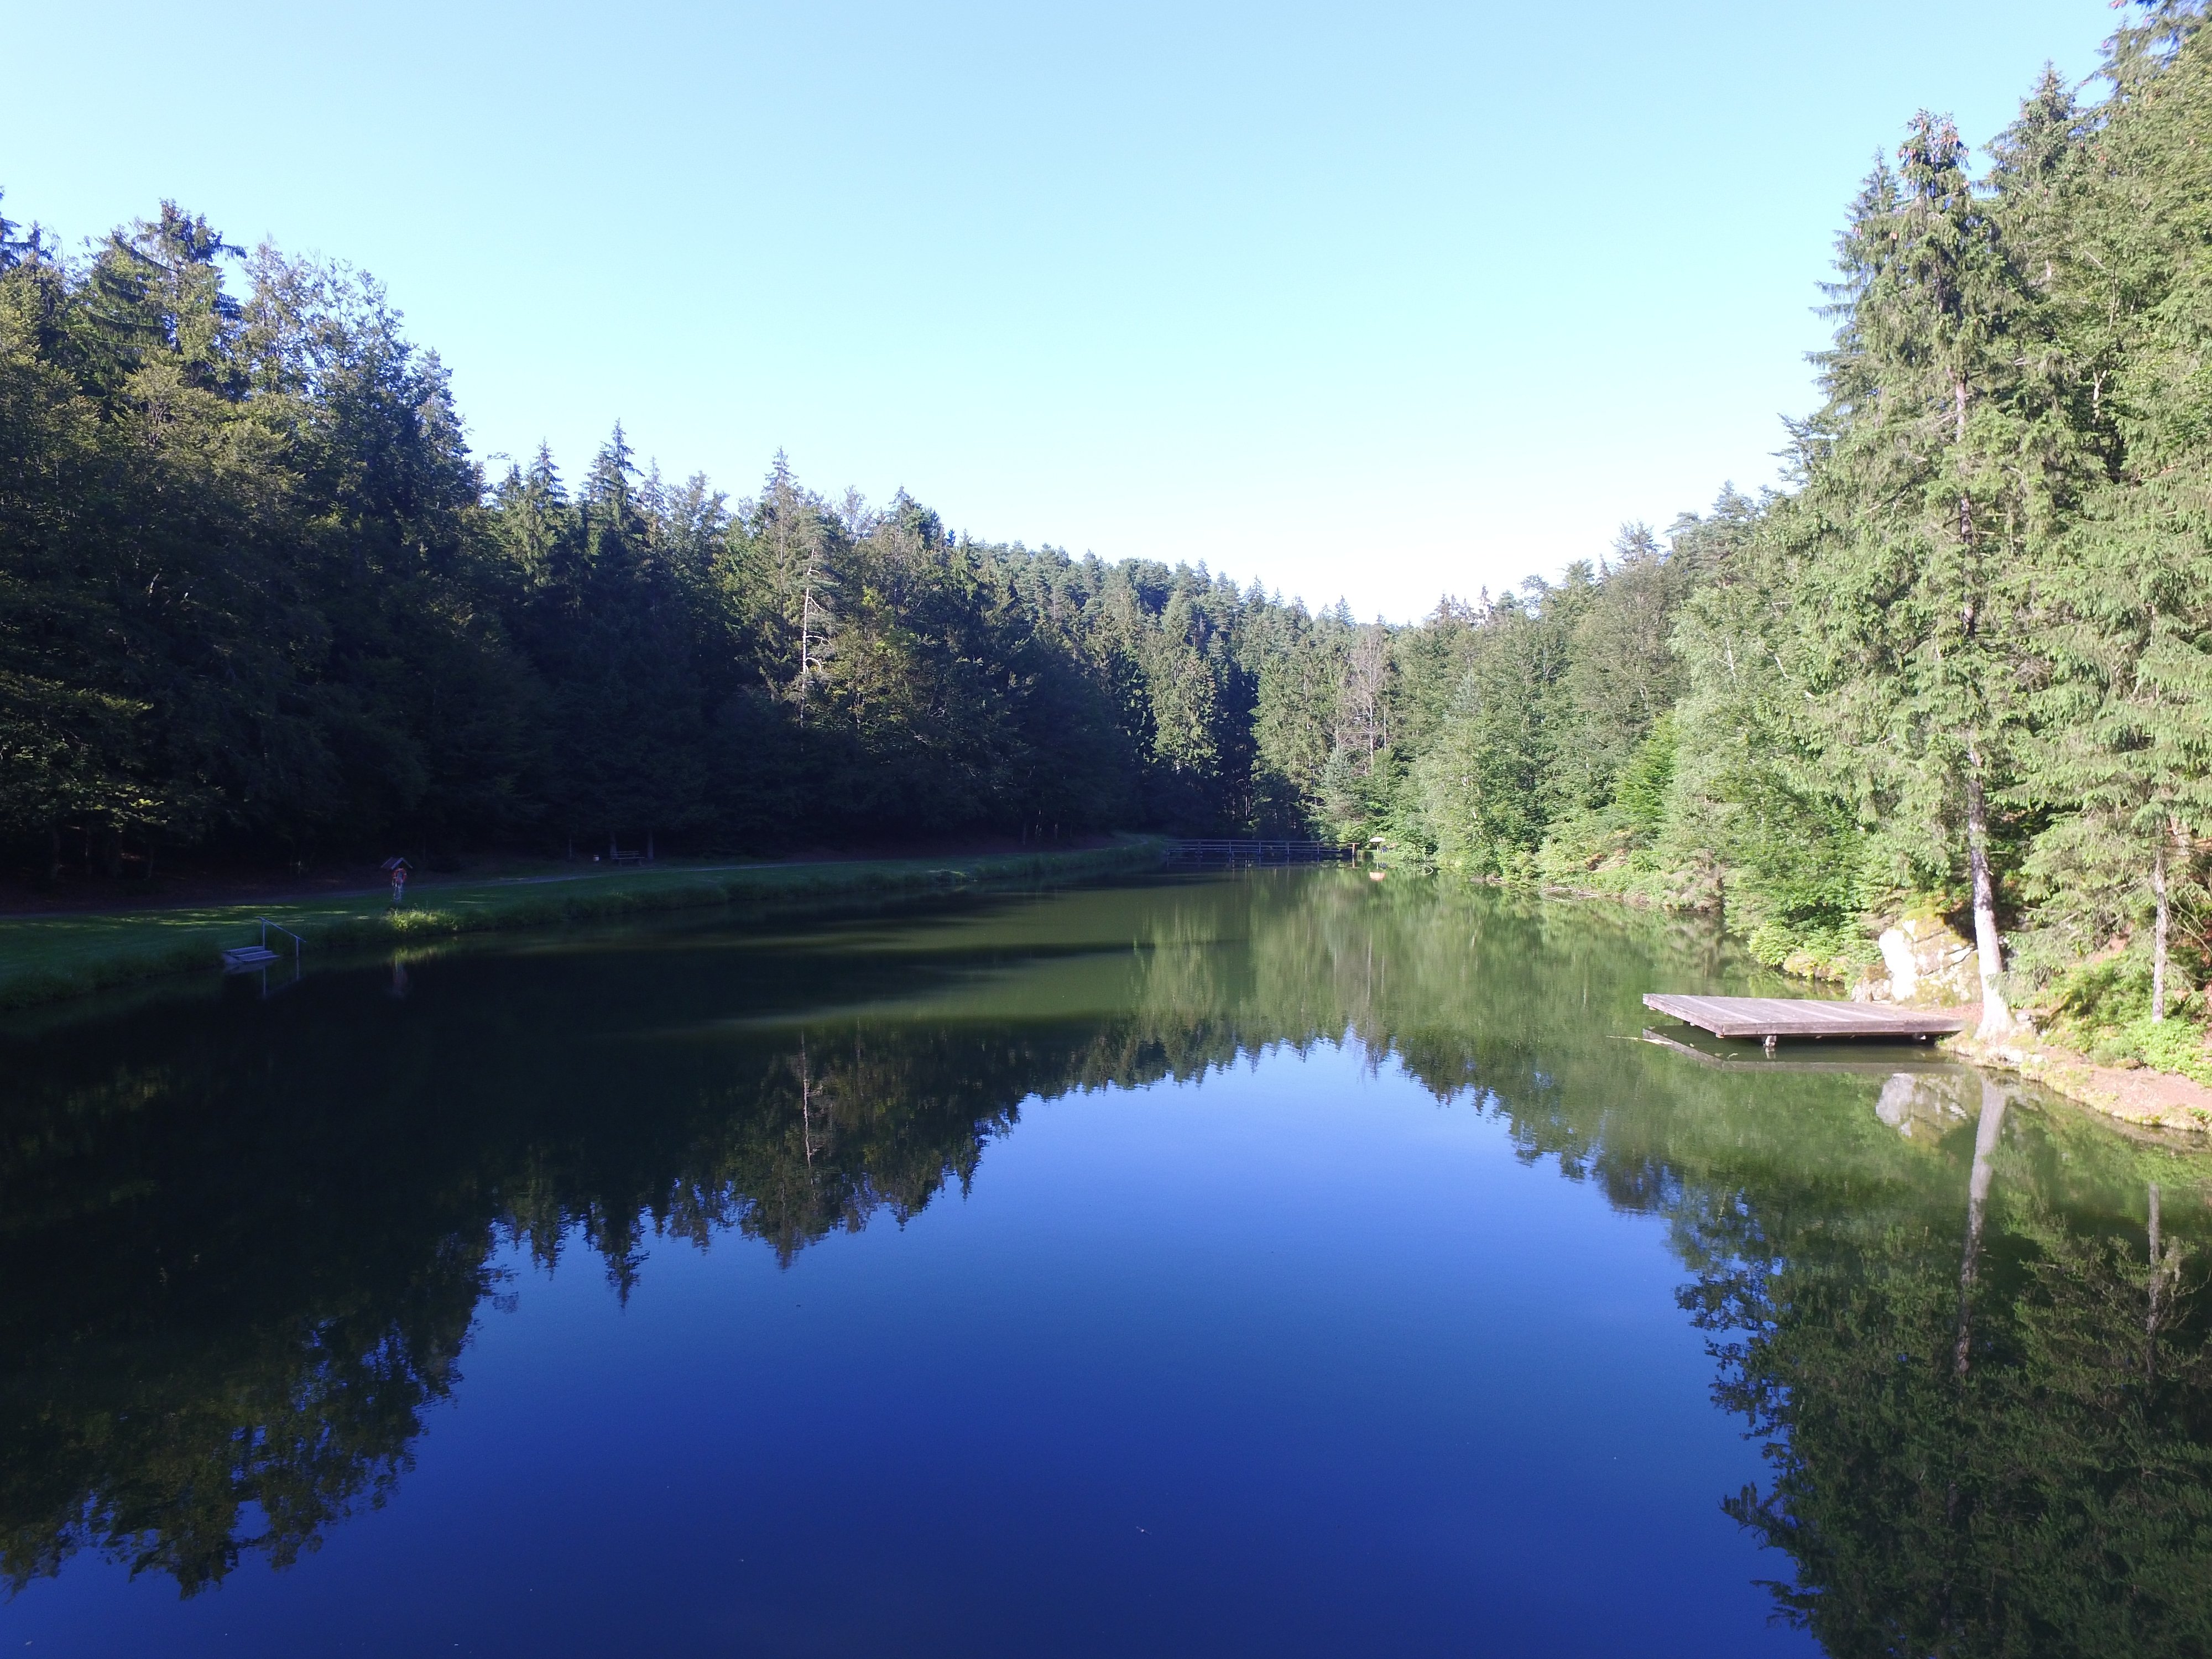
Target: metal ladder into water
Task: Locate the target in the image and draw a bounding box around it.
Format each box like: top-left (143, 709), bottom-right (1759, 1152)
top-left (222, 917), bottom-right (306, 995)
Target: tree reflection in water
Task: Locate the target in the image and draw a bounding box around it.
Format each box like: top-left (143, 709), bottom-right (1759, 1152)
top-left (1, 872), bottom-right (2208, 1650)
top-left (1688, 1095), bottom-right (2212, 1656)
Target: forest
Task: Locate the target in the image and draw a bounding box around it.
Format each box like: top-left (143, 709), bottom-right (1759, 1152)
top-left (4, 2), bottom-right (2211, 1044)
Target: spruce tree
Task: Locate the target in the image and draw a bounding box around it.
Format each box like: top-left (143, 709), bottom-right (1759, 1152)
top-left (2023, 7), bottom-right (2212, 1020)
top-left (1792, 113), bottom-right (2046, 1036)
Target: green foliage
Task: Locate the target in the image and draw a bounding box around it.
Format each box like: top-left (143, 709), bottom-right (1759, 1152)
top-left (2035, 953), bottom-right (2212, 1081)
top-left (0, 207), bottom-right (1281, 857)
top-left (1540, 8), bottom-right (2212, 1014)
top-left (1611, 712), bottom-right (1676, 839)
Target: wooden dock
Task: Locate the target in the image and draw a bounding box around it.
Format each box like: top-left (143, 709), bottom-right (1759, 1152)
top-left (1643, 994), bottom-right (1966, 1042)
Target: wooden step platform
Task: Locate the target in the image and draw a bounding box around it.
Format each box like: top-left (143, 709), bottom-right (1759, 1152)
top-left (1643, 993), bottom-right (1966, 1041)
top-left (221, 945), bottom-right (283, 972)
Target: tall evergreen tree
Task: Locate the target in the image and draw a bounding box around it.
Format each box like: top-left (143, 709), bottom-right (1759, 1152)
top-left (1789, 112), bottom-right (2048, 1035)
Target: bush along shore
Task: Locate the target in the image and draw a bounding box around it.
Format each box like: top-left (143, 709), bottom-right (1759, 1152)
top-left (0, 842), bottom-right (1164, 1012)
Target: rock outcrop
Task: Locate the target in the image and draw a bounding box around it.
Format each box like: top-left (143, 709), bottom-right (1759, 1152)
top-left (1851, 907), bottom-right (1980, 1006)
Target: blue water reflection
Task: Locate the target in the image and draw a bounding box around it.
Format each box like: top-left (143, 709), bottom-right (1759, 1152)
top-left (7, 1044), bottom-right (1799, 1655)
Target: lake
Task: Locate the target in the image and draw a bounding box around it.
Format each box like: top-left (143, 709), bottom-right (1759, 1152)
top-left (2, 869), bottom-right (2205, 1656)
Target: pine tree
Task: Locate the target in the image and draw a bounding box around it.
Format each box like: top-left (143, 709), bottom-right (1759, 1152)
top-left (1791, 113), bottom-right (2048, 1036)
top-left (2021, 9), bottom-right (2212, 1020)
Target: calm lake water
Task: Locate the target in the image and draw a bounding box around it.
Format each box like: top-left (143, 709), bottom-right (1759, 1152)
top-left (2, 870), bottom-right (2206, 1656)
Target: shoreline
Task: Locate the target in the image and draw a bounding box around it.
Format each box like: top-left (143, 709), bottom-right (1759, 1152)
top-left (1945, 1028), bottom-right (2212, 1135)
top-left (0, 839), bottom-right (1167, 1013)
top-left (18, 846), bottom-right (2211, 1138)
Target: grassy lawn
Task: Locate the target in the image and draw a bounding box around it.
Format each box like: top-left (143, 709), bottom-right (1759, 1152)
top-left (0, 841), bottom-right (1165, 1011)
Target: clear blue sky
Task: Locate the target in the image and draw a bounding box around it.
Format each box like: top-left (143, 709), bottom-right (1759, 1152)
top-left (12, 1), bottom-right (2116, 619)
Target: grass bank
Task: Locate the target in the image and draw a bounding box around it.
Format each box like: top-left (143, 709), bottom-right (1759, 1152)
top-left (0, 840), bottom-right (1166, 1011)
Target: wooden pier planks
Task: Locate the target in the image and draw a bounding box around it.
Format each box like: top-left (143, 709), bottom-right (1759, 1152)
top-left (1642, 993), bottom-right (1966, 1040)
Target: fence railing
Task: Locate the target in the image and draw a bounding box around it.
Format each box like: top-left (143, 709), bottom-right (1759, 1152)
top-left (1162, 839), bottom-right (1354, 865)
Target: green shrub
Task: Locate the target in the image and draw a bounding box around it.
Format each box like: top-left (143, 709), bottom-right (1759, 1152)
top-left (2037, 953), bottom-right (2212, 1082)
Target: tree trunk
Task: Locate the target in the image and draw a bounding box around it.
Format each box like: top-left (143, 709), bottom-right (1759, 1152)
top-left (45, 821), bottom-right (60, 884)
top-left (1954, 1077), bottom-right (2009, 1378)
top-left (1963, 754), bottom-right (2012, 1040)
top-left (2148, 1181), bottom-right (2165, 1384)
top-left (2153, 830), bottom-right (2171, 1023)
top-left (1954, 378), bottom-right (1976, 544)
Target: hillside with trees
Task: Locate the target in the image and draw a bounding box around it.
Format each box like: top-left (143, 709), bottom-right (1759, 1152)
top-left (5, 2), bottom-right (2212, 1050)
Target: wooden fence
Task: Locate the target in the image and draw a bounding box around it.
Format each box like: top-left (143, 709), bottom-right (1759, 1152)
top-left (1162, 839), bottom-right (1354, 867)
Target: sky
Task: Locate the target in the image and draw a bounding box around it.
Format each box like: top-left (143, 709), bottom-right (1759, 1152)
top-left (10, 1), bottom-right (2120, 619)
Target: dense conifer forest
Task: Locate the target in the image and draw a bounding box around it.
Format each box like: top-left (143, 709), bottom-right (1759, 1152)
top-left (4, 2), bottom-right (2212, 1038)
